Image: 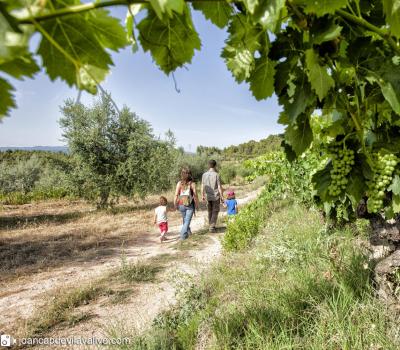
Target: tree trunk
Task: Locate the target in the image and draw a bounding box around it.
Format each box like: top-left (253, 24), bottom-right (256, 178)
top-left (97, 189), bottom-right (110, 209)
top-left (369, 216), bottom-right (400, 313)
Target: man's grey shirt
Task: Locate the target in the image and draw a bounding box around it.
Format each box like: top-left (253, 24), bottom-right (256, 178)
top-left (202, 169), bottom-right (221, 201)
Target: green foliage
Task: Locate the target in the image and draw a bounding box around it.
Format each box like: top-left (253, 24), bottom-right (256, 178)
top-left (173, 153), bottom-right (213, 183)
top-left (195, 145), bottom-right (222, 157)
top-left (0, 154), bottom-right (42, 194)
top-left (0, 151), bottom-right (72, 204)
top-left (192, 1), bottom-right (232, 29)
top-left (219, 164), bottom-right (236, 184)
top-left (137, 7), bottom-right (201, 74)
top-left (120, 202), bottom-right (399, 349)
top-left (202, 134), bottom-right (283, 160)
top-left (3, 1), bottom-right (400, 219)
top-left (60, 93), bottom-right (175, 207)
top-left (0, 77), bottom-right (16, 116)
top-left (223, 151), bottom-right (319, 250)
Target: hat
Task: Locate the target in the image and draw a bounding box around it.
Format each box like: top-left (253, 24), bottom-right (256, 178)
top-left (227, 190), bottom-right (235, 197)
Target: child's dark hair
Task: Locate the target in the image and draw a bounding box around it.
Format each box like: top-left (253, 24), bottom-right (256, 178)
top-left (159, 196), bottom-right (167, 206)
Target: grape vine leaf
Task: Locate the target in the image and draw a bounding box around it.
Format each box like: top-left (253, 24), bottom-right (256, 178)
top-left (0, 2), bottom-right (22, 33)
top-left (243, 0), bottom-right (259, 14)
top-left (192, 1), bottom-right (232, 29)
top-left (138, 9), bottom-right (201, 74)
top-left (38, 10), bottom-right (127, 89)
top-left (125, 10), bottom-right (138, 53)
top-left (126, 4), bottom-right (144, 53)
top-left (294, 0), bottom-right (347, 16)
top-left (0, 53), bottom-right (39, 78)
top-left (346, 167), bottom-right (365, 207)
top-left (284, 82), bottom-right (315, 123)
top-left (282, 140), bottom-right (297, 162)
top-left (285, 114), bottom-right (313, 156)
top-left (87, 10), bottom-right (128, 51)
top-left (77, 64), bottom-right (108, 95)
top-left (248, 56), bottom-right (276, 100)
top-left (222, 46), bottom-right (254, 82)
top-left (388, 175), bottom-right (400, 195)
top-left (366, 71), bottom-right (400, 115)
top-left (392, 194), bottom-right (400, 212)
top-left (149, 0), bottom-right (185, 19)
top-left (221, 15), bottom-right (263, 82)
top-left (305, 49), bottom-right (335, 100)
top-left (255, 0), bottom-right (286, 32)
top-left (312, 24), bottom-right (342, 44)
top-left (312, 162), bottom-right (333, 202)
top-left (383, 0), bottom-right (400, 38)
top-left (0, 77), bottom-right (15, 117)
top-left (0, 12), bottom-right (32, 63)
top-left (379, 80), bottom-right (400, 115)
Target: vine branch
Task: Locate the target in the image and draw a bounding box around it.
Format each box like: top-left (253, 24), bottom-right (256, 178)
top-left (17, 0), bottom-right (219, 24)
top-left (336, 9), bottom-right (400, 55)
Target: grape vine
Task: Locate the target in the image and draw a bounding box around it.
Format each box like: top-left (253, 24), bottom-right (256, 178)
top-left (1, 0), bottom-right (400, 220)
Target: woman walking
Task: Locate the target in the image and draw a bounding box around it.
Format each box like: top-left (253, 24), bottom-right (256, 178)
top-left (175, 168), bottom-right (199, 240)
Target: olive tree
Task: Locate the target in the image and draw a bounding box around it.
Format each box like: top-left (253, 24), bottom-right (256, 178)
top-left (60, 93), bottom-right (175, 207)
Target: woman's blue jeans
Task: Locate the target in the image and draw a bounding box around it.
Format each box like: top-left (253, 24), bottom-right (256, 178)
top-left (178, 205), bottom-right (194, 240)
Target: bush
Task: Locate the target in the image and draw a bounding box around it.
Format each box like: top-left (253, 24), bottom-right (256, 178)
top-left (219, 165), bottom-right (236, 184)
top-left (172, 154), bottom-right (218, 183)
top-left (0, 154), bottom-right (42, 194)
top-left (0, 152), bottom-right (73, 204)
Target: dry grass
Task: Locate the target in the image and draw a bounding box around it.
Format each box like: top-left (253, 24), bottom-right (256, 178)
top-left (0, 191), bottom-right (181, 283)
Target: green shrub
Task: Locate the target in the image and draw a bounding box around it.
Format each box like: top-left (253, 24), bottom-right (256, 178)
top-left (124, 202), bottom-right (399, 350)
top-left (223, 151), bottom-right (318, 251)
top-left (0, 154), bottom-right (42, 194)
top-left (172, 154), bottom-right (219, 183)
top-left (219, 165), bottom-right (236, 184)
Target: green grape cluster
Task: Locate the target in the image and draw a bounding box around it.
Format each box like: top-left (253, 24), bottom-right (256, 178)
top-left (328, 144), bottom-right (355, 196)
top-left (367, 152), bottom-right (399, 213)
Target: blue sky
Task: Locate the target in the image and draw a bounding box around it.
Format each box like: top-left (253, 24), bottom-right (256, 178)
top-left (0, 6), bottom-right (283, 151)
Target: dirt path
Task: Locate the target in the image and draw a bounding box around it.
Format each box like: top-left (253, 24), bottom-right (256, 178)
top-left (0, 189), bottom-right (261, 343)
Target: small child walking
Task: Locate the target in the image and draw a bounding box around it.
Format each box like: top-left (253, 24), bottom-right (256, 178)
top-left (223, 191), bottom-right (238, 217)
top-left (154, 196), bottom-right (169, 242)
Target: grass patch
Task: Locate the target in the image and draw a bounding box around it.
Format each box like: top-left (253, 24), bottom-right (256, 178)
top-left (114, 257), bottom-right (162, 283)
top-left (28, 283), bottom-right (110, 336)
top-left (120, 201), bottom-right (400, 350)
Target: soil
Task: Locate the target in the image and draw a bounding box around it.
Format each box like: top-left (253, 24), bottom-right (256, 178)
top-left (0, 188), bottom-right (261, 347)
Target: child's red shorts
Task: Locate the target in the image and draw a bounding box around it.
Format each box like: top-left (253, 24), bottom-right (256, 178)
top-left (158, 222), bottom-right (168, 234)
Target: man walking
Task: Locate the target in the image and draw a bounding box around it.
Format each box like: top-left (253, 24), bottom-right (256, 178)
top-left (201, 160), bottom-right (224, 232)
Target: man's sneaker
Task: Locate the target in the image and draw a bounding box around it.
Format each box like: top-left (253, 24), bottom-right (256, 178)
top-left (209, 227), bottom-right (216, 233)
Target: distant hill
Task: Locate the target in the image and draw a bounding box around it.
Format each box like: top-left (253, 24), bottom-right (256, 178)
top-left (196, 134), bottom-right (283, 159)
top-left (0, 146), bottom-right (68, 153)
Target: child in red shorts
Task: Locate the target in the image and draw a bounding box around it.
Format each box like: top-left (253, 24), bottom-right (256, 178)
top-left (154, 196), bottom-right (169, 242)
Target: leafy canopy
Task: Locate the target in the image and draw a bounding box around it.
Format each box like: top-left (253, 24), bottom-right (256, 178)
top-left (60, 93), bottom-right (175, 207)
top-left (2, 0), bottom-right (400, 218)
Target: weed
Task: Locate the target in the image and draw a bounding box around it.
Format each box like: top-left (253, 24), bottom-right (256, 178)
top-left (28, 284), bottom-right (109, 336)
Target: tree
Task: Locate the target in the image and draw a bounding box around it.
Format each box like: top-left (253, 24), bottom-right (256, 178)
top-left (60, 93), bottom-right (175, 207)
top-left (0, 154), bottom-right (42, 194)
top-left (2, 0), bottom-right (400, 218)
